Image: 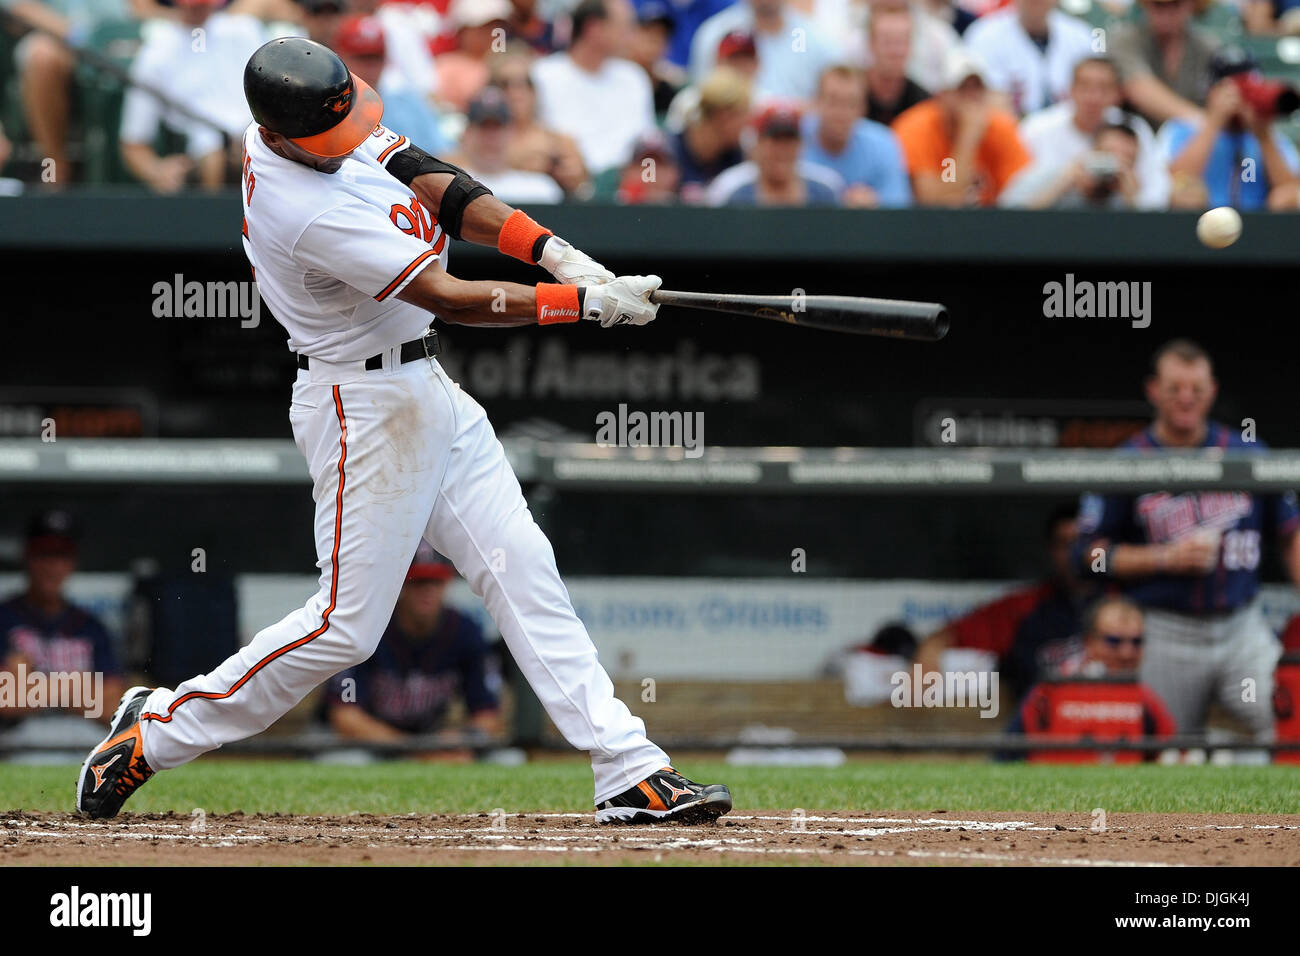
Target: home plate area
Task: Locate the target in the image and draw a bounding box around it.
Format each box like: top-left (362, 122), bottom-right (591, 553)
top-left (4, 810), bottom-right (1299, 865)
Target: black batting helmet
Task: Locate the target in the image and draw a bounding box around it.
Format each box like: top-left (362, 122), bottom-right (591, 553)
top-left (244, 37), bottom-right (384, 158)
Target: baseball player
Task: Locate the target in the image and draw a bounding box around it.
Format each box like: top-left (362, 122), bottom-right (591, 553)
top-left (76, 37), bottom-right (732, 825)
top-left (1074, 339), bottom-right (1300, 745)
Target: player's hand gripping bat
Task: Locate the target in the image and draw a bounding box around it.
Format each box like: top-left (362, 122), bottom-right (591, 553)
top-left (648, 290), bottom-right (949, 341)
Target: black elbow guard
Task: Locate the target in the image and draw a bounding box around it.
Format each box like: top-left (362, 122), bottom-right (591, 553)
top-left (383, 143), bottom-right (492, 241)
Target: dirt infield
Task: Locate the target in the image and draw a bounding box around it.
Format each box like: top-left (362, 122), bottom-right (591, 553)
top-left (4, 809), bottom-right (1299, 865)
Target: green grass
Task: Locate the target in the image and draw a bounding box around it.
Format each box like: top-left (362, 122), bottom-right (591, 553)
top-left (4, 759), bottom-right (1299, 816)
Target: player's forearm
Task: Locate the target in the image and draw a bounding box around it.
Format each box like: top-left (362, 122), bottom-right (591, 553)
top-left (1125, 75), bottom-right (1201, 124)
top-left (408, 173), bottom-right (514, 248)
top-left (1105, 542), bottom-right (1172, 577)
top-left (397, 273), bottom-right (553, 327)
top-left (329, 705), bottom-right (406, 742)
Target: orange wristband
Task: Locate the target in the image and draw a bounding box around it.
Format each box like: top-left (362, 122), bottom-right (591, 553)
top-left (499, 209), bottom-right (553, 263)
top-left (536, 283), bottom-right (582, 324)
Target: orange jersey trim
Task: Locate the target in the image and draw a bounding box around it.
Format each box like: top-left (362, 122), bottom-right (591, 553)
top-left (142, 387), bottom-right (349, 724)
top-left (376, 249), bottom-right (437, 301)
top-left (376, 135), bottom-right (408, 165)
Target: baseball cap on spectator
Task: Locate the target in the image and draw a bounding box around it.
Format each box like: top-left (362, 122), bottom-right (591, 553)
top-left (717, 30), bottom-right (757, 61)
top-left (406, 541), bottom-right (455, 582)
top-left (333, 14), bottom-right (386, 57)
top-left (943, 48), bottom-right (988, 91)
top-left (637, 0), bottom-right (676, 29)
top-left (631, 129), bottom-right (674, 162)
top-left (450, 0), bottom-right (512, 29)
top-left (753, 102), bottom-right (802, 138)
top-left (26, 509), bottom-right (79, 558)
top-left (467, 86), bottom-right (512, 126)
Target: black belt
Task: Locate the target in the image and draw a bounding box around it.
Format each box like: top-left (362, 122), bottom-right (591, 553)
top-left (297, 329), bottom-right (440, 371)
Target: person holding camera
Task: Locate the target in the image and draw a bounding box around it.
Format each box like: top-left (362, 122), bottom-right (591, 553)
top-left (1158, 49), bottom-right (1300, 210)
top-left (1000, 121), bottom-right (1141, 208)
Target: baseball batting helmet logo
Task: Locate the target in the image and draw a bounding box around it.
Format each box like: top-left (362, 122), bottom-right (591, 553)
top-left (244, 37), bottom-right (383, 158)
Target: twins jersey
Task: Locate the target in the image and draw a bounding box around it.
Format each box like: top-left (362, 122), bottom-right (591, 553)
top-left (0, 595), bottom-right (121, 724)
top-left (240, 123), bottom-right (449, 362)
top-left (326, 607), bottom-right (497, 733)
top-left (1077, 422), bottom-right (1300, 614)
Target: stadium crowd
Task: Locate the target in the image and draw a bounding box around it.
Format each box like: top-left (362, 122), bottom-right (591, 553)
top-left (2, 0), bottom-right (1300, 207)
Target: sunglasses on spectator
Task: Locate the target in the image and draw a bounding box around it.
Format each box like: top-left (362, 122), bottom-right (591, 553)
top-left (1103, 634), bottom-right (1144, 648)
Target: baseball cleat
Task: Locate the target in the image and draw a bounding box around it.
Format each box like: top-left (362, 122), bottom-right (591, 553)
top-left (596, 767), bottom-right (732, 824)
top-left (76, 686), bottom-right (156, 819)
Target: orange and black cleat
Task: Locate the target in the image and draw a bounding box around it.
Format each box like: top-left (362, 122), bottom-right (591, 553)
top-left (596, 767), bottom-right (732, 824)
top-left (76, 686), bottom-right (156, 819)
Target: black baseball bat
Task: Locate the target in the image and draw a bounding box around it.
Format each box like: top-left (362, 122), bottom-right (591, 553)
top-left (649, 290), bottom-right (949, 341)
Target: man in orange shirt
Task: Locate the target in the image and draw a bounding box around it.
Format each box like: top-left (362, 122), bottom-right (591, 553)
top-left (891, 48), bottom-right (1030, 206)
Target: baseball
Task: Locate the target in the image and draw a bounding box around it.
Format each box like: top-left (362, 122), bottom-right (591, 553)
top-left (1196, 206), bottom-right (1243, 248)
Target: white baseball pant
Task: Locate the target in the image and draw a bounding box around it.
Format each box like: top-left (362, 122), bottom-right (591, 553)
top-left (137, 352), bottom-right (669, 803)
top-left (1139, 601), bottom-right (1281, 743)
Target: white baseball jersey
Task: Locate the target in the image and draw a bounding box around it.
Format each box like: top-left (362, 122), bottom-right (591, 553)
top-left (240, 123), bottom-right (449, 362)
top-left (963, 9), bottom-right (1095, 116)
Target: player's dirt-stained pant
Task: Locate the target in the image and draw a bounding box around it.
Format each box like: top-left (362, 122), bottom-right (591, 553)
top-left (138, 353), bottom-right (669, 803)
top-left (1139, 602), bottom-right (1281, 745)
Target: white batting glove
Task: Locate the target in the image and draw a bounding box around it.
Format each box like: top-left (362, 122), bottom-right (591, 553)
top-left (539, 236), bottom-right (615, 285)
top-left (582, 275), bottom-right (662, 327)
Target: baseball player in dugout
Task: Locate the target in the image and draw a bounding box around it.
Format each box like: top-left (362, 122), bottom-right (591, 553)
top-left (1074, 338), bottom-right (1300, 750)
top-left (76, 36), bottom-right (731, 825)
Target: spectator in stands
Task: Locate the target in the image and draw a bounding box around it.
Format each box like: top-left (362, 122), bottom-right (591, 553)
top-left (492, 46), bottom-right (589, 194)
top-left (7, 0), bottom-right (166, 188)
top-left (1243, 0), bottom-right (1300, 34)
top-left (1011, 57), bottom-right (1170, 210)
top-left (708, 102), bottom-right (843, 204)
top-left (348, 0), bottom-right (440, 100)
top-left (854, 0), bottom-right (964, 95)
top-left (627, 0), bottom-right (686, 116)
top-left (1001, 120), bottom-right (1143, 207)
top-left (1016, 596), bottom-right (1177, 755)
top-left (326, 544), bottom-right (501, 747)
top-left (663, 29), bottom-right (758, 133)
top-left (646, 0), bottom-right (733, 68)
top-left (288, 0), bottom-right (440, 102)
top-left (0, 510), bottom-right (125, 729)
top-left (450, 86), bottom-right (563, 203)
top-left (962, 0), bottom-right (1095, 116)
top-left (531, 0), bottom-right (655, 176)
top-left (916, 503), bottom-right (1089, 697)
top-left (120, 0), bottom-right (267, 192)
top-left (1108, 0), bottom-right (1219, 126)
top-left (617, 129), bottom-right (683, 202)
top-left (506, 0), bottom-right (558, 53)
top-left (671, 66), bottom-right (751, 202)
top-left (333, 14), bottom-right (447, 152)
top-left (1159, 50), bottom-right (1300, 210)
top-left (917, 0), bottom-right (976, 36)
top-left (716, 28), bottom-right (760, 80)
top-left (689, 0), bottom-right (840, 101)
top-left (864, 5), bottom-right (931, 126)
top-left (891, 48), bottom-right (1030, 206)
top-left (436, 0), bottom-right (510, 113)
top-left (802, 64), bottom-right (912, 206)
